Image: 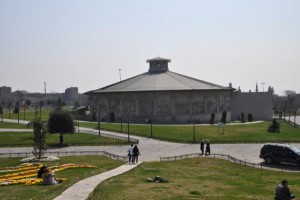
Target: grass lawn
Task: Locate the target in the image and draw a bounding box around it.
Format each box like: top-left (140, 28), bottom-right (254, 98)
top-left (0, 156), bottom-right (124, 200)
top-left (88, 158), bottom-right (300, 200)
top-left (2, 107), bottom-right (70, 121)
top-left (0, 132), bottom-right (129, 147)
top-left (80, 121), bottom-right (300, 143)
top-left (0, 122), bottom-right (30, 129)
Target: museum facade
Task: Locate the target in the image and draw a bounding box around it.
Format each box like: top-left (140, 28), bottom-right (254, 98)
top-left (86, 57), bottom-right (237, 123)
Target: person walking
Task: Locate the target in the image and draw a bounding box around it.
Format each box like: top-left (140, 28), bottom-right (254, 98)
top-left (132, 145), bottom-right (141, 163)
top-left (127, 144), bottom-right (134, 163)
top-left (205, 140), bottom-right (210, 155)
top-left (200, 139), bottom-right (205, 155)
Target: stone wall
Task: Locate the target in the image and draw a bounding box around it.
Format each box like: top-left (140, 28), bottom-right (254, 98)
top-left (88, 90), bottom-right (232, 124)
top-left (230, 92), bottom-right (273, 121)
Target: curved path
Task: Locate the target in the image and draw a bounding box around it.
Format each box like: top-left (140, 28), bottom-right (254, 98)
top-left (54, 163), bottom-right (141, 200)
top-left (1, 123), bottom-right (299, 163)
top-left (1, 119), bottom-right (299, 200)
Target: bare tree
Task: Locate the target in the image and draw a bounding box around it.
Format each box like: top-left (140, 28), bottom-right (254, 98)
top-left (32, 120), bottom-right (47, 159)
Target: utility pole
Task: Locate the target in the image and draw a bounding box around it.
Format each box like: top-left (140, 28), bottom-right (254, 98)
top-left (260, 83), bottom-right (265, 92)
top-left (118, 69), bottom-right (122, 82)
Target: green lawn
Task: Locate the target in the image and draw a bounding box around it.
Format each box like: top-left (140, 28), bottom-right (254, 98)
top-left (0, 132), bottom-right (129, 147)
top-left (0, 156), bottom-right (124, 200)
top-left (0, 122), bottom-right (30, 129)
top-left (80, 121), bottom-right (300, 143)
top-left (2, 107), bottom-right (72, 121)
top-left (88, 158), bottom-right (300, 200)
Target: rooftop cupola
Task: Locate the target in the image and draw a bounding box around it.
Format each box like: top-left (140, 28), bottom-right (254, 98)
top-left (146, 57), bottom-right (171, 73)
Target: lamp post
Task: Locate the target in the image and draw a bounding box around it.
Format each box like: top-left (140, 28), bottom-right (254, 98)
top-left (98, 113), bottom-right (101, 137)
top-left (120, 113), bottom-right (123, 132)
top-left (77, 120), bottom-right (80, 133)
top-left (150, 119), bottom-right (153, 138)
top-left (193, 112), bottom-right (196, 143)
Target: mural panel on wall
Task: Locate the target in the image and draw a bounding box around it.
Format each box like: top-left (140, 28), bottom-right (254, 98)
top-left (108, 95), bottom-right (120, 113)
top-left (122, 96), bottom-right (136, 116)
top-left (191, 94), bottom-right (205, 114)
top-left (206, 95), bottom-right (217, 113)
top-left (175, 95), bottom-right (189, 115)
top-left (139, 95), bottom-right (153, 116)
top-left (156, 94), bottom-right (172, 115)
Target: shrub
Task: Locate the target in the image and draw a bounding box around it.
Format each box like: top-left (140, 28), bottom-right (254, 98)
top-left (0, 106), bottom-right (3, 114)
top-left (110, 112), bottom-right (115, 122)
top-left (221, 111), bottom-right (227, 124)
top-left (241, 112), bottom-right (245, 123)
top-left (209, 113), bottom-right (215, 124)
top-left (13, 106), bottom-right (19, 113)
top-left (248, 113), bottom-right (253, 122)
top-left (268, 118), bottom-right (280, 133)
top-left (48, 112), bottom-right (75, 134)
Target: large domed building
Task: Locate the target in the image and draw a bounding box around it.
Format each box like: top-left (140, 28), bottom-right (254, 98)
top-left (86, 57), bottom-right (238, 123)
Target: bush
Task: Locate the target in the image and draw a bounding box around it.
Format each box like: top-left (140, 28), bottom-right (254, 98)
top-left (110, 112), bottom-right (115, 122)
top-left (221, 111), bottom-right (227, 124)
top-left (13, 106), bottom-right (19, 113)
top-left (268, 118), bottom-right (280, 133)
top-left (247, 113), bottom-right (253, 122)
top-left (0, 106), bottom-right (3, 114)
top-left (241, 112), bottom-right (245, 123)
top-left (209, 113), bottom-right (215, 124)
top-left (48, 112), bottom-right (75, 134)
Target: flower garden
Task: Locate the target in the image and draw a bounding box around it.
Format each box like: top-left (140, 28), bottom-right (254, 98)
top-left (0, 162), bottom-right (96, 186)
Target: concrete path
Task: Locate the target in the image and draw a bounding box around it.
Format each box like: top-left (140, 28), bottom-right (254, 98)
top-left (284, 116), bottom-right (300, 125)
top-left (0, 128), bottom-right (32, 132)
top-left (54, 162), bottom-right (141, 200)
top-left (1, 118), bottom-right (299, 200)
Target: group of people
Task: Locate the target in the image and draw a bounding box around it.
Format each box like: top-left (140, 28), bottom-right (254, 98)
top-left (200, 139), bottom-right (210, 155)
top-left (37, 165), bottom-right (62, 185)
top-left (128, 144), bottom-right (141, 164)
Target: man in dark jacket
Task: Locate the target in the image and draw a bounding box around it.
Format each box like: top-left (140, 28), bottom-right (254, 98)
top-left (200, 139), bottom-right (205, 155)
top-left (275, 180), bottom-right (295, 200)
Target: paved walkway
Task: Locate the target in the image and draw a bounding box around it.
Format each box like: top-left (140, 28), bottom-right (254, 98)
top-left (1, 118), bottom-right (299, 199)
top-left (0, 128), bottom-right (32, 132)
top-left (54, 162), bottom-right (141, 200)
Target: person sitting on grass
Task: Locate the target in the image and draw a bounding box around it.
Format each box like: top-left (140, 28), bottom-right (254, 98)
top-left (42, 168), bottom-right (58, 185)
top-left (37, 165), bottom-right (47, 178)
top-left (275, 180), bottom-right (295, 200)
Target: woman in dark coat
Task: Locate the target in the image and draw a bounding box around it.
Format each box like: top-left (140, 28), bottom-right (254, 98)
top-left (205, 140), bottom-right (210, 155)
top-left (132, 145), bottom-right (141, 163)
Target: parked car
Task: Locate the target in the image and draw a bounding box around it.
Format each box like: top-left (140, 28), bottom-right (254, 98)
top-left (259, 143), bottom-right (300, 165)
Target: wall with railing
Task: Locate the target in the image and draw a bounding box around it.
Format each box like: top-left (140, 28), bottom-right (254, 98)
top-left (160, 153), bottom-right (300, 172)
top-left (80, 130), bottom-right (139, 144)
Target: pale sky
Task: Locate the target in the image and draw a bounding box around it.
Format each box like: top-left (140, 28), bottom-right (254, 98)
top-left (0, 0), bottom-right (299, 94)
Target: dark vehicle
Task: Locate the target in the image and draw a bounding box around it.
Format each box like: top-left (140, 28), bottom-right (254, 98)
top-left (259, 143), bottom-right (300, 165)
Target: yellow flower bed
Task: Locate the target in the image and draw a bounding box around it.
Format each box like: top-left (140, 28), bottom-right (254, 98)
top-left (0, 163), bottom-right (96, 186)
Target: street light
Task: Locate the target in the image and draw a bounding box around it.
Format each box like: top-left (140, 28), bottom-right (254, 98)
top-left (193, 112), bottom-right (196, 143)
top-left (98, 112), bottom-right (101, 137)
top-left (260, 83), bottom-right (266, 92)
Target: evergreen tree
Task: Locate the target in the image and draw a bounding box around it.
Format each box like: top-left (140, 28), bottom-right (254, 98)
top-left (48, 111), bottom-right (75, 134)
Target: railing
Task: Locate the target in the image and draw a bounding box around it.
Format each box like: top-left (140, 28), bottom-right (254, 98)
top-left (80, 130), bottom-right (139, 144)
top-left (160, 153), bottom-right (300, 172)
top-left (0, 151), bottom-right (128, 161)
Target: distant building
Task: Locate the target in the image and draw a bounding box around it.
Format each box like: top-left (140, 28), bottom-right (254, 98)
top-left (64, 87), bottom-right (79, 102)
top-left (0, 86), bottom-right (12, 104)
top-left (86, 57), bottom-right (235, 123)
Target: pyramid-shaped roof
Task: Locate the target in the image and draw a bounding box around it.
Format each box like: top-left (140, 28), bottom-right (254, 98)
top-left (86, 57), bottom-right (234, 94)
